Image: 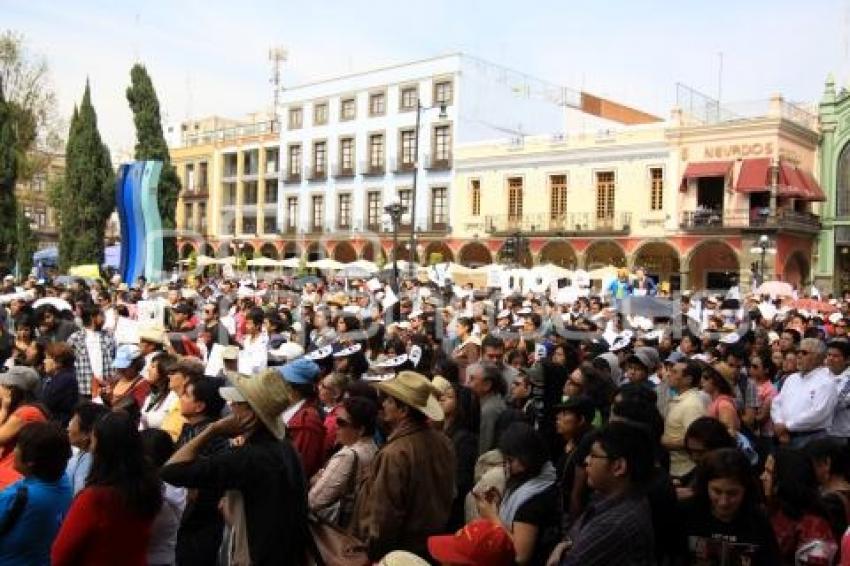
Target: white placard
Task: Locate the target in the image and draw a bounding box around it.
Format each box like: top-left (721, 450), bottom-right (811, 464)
top-left (381, 285), bottom-right (399, 310)
top-left (205, 344), bottom-right (225, 377)
top-left (114, 317), bottom-right (139, 345)
top-left (137, 300), bottom-right (165, 326)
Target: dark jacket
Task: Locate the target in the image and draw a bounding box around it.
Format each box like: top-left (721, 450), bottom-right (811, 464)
top-left (39, 367), bottom-right (78, 426)
top-left (161, 428), bottom-right (310, 566)
top-left (353, 418), bottom-right (455, 561)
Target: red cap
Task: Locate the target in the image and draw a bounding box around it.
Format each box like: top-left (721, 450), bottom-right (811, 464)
top-left (427, 519), bottom-right (515, 566)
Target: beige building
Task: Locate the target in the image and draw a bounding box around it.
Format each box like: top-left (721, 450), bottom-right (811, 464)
top-left (16, 150), bottom-right (63, 249)
top-left (451, 93), bottom-right (823, 291)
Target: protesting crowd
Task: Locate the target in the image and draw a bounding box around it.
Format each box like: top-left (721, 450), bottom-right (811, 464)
top-left (1, 267), bottom-right (850, 565)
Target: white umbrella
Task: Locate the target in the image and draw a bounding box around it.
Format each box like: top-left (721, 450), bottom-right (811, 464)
top-left (215, 256), bottom-right (237, 266)
top-left (346, 260), bottom-right (379, 274)
top-left (279, 257), bottom-right (302, 269)
top-left (246, 257), bottom-right (281, 268)
top-left (533, 263), bottom-right (573, 280)
top-left (32, 297), bottom-right (73, 311)
top-left (756, 281), bottom-right (794, 297)
top-left (307, 258), bottom-right (345, 271)
top-left (196, 255), bottom-right (217, 267)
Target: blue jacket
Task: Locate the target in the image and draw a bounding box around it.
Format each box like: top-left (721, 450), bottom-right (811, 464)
top-left (0, 475), bottom-right (72, 566)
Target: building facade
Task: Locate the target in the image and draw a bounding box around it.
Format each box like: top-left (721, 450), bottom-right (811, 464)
top-left (451, 93), bottom-right (823, 291)
top-left (15, 150), bottom-right (63, 249)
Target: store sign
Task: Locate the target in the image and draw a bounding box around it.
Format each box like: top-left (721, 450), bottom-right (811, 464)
top-left (704, 142), bottom-right (774, 159)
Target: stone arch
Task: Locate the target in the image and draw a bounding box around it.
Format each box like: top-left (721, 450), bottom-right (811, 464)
top-left (631, 241), bottom-right (681, 286)
top-left (837, 141), bottom-right (850, 217)
top-left (306, 242), bottom-right (325, 262)
top-left (282, 241), bottom-right (300, 259)
top-left (198, 242), bottom-right (214, 257)
top-left (686, 240), bottom-right (741, 291)
top-left (333, 241), bottom-right (357, 263)
top-left (259, 243), bottom-right (279, 259)
top-left (240, 243), bottom-right (255, 259)
top-left (584, 240), bottom-right (627, 270)
top-left (360, 241), bottom-right (386, 264)
top-left (783, 251), bottom-right (810, 288)
top-left (179, 243), bottom-right (195, 259)
top-left (424, 241), bottom-right (454, 264)
top-left (458, 241), bottom-right (493, 267)
top-left (539, 240), bottom-right (578, 268)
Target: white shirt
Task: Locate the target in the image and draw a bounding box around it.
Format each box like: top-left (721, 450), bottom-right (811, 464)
top-left (828, 367), bottom-right (850, 437)
top-left (771, 366), bottom-right (837, 432)
top-left (140, 390), bottom-right (179, 431)
top-left (147, 482), bottom-right (187, 565)
top-left (84, 329), bottom-right (104, 379)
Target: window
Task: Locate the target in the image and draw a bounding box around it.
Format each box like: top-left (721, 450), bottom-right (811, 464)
top-left (398, 189), bottom-right (412, 226)
top-left (264, 181), bottom-right (277, 204)
top-left (264, 148), bottom-right (279, 174)
top-left (222, 214), bottom-right (236, 235)
top-left (508, 177), bottom-right (523, 219)
top-left (242, 214), bottom-right (257, 234)
top-left (35, 208), bottom-right (46, 227)
top-left (596, 171), bottom-right (615, 220)
top-left (338, 194), bottom-right (352, 229)
top-left (288, 145), bottom-right (301, 178)
top-left (340, 98), bottom-right (356, 121)
top-left (185, 164), bottom-right (195, 191)
top-left (471, 179), bottom-right (481, 216)
top-left (313, 141), bottom-right (327, 175)
top-left (286, 197), bottom-right (298, 232)
top-left (223, 154), bottom-right (237, 177)
top-left (400, 86), bottom-right (418, 111)
top-left (367, 191), bottom-right (382, 229)
top-left (243, 149), bottom-right (259, 175)
top-left (650, 167), bottom-right (664, 211)
top-left (198, 203), bottom-right (207, 233)
top-left (369, 134), bottom-right (384, 170)
top-left (244, 181), bottom-right (258, 205)
top-left (223, 182), bottom-right (237, 206)
top-left (433, 125), bottom-right (451, 162)
top-left (434, 80), bottom-right (453, 105)
top-left (399, 130), bottom-right (417, 167)
top-left (550, 175), bottom-right (567, 219)
top-left (339, 138), bottom-right (354, 172)
top-left (288, 107), bottom-right (303, 129)
top-left (314, 102), bottom-right (328, 126)
top-left (31, 175), bottom-right (46, 192)
top-left (431, 187), bottom-right (447, 227)
top-left (198, 162), bottom-right (208, 191)
top-left (369, 92), bottom-right (386, 116)
top-left (263, 214), bottom-right (277, 234)
top-left (184, 203), bottom-right (193, 230)
top-left (311, 195), bottom-right (324, 231)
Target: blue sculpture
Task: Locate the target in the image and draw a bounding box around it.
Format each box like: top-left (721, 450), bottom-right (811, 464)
top-left (116, 161), bottom-right (164, 283)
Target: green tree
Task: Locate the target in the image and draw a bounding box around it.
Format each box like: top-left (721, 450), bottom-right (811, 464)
top-left (58, 82), bottom-right (114, 271)
top-left (126, 64), bottom-right (180, 269)
top-left (15, 204), bottom-right (34, 276)
top-left (0, 79), bottom-right (18, 272)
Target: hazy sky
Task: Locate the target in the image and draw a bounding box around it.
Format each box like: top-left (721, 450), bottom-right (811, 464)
top-left (4, 0), bottom-right (848, 156)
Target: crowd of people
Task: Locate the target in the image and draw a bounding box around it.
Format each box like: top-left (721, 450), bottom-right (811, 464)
top-left (1, 269), bottom-right (850, 565)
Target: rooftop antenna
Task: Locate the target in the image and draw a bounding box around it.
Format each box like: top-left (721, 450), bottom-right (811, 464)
top-left (269, 46), bottom-right (288, 120)
top-left (717, 51), bottom-right (724, 105)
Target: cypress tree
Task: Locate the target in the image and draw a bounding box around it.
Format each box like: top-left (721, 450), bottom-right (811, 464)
top-left (126, 64), bottom-right (180, 269)
top-left (0, 79), bottom-right (19, 273)
top-left (59, 81), bottom-right (114, 271)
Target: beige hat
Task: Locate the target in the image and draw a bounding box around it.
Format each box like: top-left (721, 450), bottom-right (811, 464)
top-left (219, 369), bottom-right (292, 440)
top-left (138, 325), bottom-right (168, 346)
top-left (431, 375), bottom-right (452, 397)
top-left (222, 346), bottom-right (240, 361)
top-left (374, 370), bottom-right (444, 421)
top-left (377, 551), bottom-right (431, 566)
top-left (325, 292), bottom-right (349, 307)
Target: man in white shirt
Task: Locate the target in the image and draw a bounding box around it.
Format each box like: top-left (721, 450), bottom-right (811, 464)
top-left (771, 338), bottom-right (837, 449)
top-left (826, 339), bottom-right (850, 442)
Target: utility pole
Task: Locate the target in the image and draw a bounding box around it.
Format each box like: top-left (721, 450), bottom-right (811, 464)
top-left (269, 47), bottom-right (288, 122)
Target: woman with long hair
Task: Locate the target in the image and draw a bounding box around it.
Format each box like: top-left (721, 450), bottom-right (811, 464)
top-left (437, 380), bottom-right (478, 531)
top-left (139, 353), bottom-right (178, 432)
top-left (762, 448), bottom-right (836, 564)
top-left (475, 422), bottom-right (559, 566)
top-left (682, 448), bottom-right (780, 564)
top-left (52, 411), bottom-right (163, 566)
top-left (318, 372), bottom-right (350, 457)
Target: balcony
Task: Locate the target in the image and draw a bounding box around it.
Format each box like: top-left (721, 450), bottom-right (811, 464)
top-left (360, 160), bottom-right (386, 177)
top-left (222, 168), bottom-right (238, 181)
top-left (306, 166), bottom-right (327, 182)
top-left (393, 158), bottom-right (416, 174)
top-left (485, 212), bottom-right (632, 235)
top-left (333, 163), bottom-right (356, 179)
top-left (426, 219), bottom-right (450, 233)
top-left (283, 225), bottom-right (297, 235)
top-left (424, 153), bottom-right (452, 171)
top-left (284, 169), bottom-right (301, 184)
top-left (679, 208), bottom-right (821, 234)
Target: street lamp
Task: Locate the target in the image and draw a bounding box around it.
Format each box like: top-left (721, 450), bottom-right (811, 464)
top-left (749, 234), bottom-right (777, 286)
top-left (383, 199), bottom-right (406, 292)
top-left (408, 100), bottom-right (448, 277)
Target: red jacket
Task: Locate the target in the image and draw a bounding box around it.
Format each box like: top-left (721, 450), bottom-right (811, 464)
top-left (51, 486), bottom-right (154, 566)
top-left (287, 400), bottom-right (326, 479)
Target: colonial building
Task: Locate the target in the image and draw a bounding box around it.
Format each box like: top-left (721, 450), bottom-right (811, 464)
top-left (452, 90), bottom-right (823, 291)
top-left (15, 150), bottom-right (63, 249)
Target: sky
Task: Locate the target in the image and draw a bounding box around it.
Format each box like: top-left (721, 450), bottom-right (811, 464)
top-left (4, 0), bottom-right (849, 157)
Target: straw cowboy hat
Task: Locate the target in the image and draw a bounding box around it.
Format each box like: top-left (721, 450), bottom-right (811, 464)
top-left (374, 370), bottom-right (444, 422)
top-left (325, 292), bottom-right (349, 307)
top-left (219, 369), bottom-right (292, 440)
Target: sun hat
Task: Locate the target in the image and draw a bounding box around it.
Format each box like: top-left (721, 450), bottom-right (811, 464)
top-left (626, 350), bottom-right (653, 371)
top-left (138, 325), bottom-right (168, 346)
top-left (219, 369), bottom-right (292, 440)
top-left (333, 343), bottom-right (362, 358)
top-left (277, 358), bottom-right (321, 385)
top-left (431, 375), bottom-right (452, 397)
top-left (112, 344), bottom-right (142, 369)
top-left (0, 366), bottom-right (40, 392)
top-left (428, 519), bottom-right (515, 566)
top-left (268, 342), bottom-right (304, 362)
top-left (377, 551), bottom-right (431, 566)
top-left (373, 370), bottom-right (444, 421)
top-left (325, 292), bottom-right (349, 307)
top-left (712, 361), bottom-right (737, 385)
top-left (304, 345), bottom-right (333, 361)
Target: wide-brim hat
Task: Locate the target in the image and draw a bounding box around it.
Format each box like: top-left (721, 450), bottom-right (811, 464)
top-left (374, 370), bottom-right (444, 421)
top-left (325, 293), bottom-right (349, 307)
top-left (219, 369), bottom-right (292, 440)
top-left (138, 325), bottom-right (168, 346)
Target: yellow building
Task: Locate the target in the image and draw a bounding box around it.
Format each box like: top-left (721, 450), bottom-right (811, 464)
top-left (451, 92), bottom-right (823, 291)
top-left (172, 114), bottom-right (282, 260)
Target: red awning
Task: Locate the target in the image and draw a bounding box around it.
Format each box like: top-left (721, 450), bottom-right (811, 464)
top-left (679, 161), bottom-right (733, 191)
top-left (778, 162), bottom-right (823, 201)
top-left (736, 158), bottom-right (771, 193)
